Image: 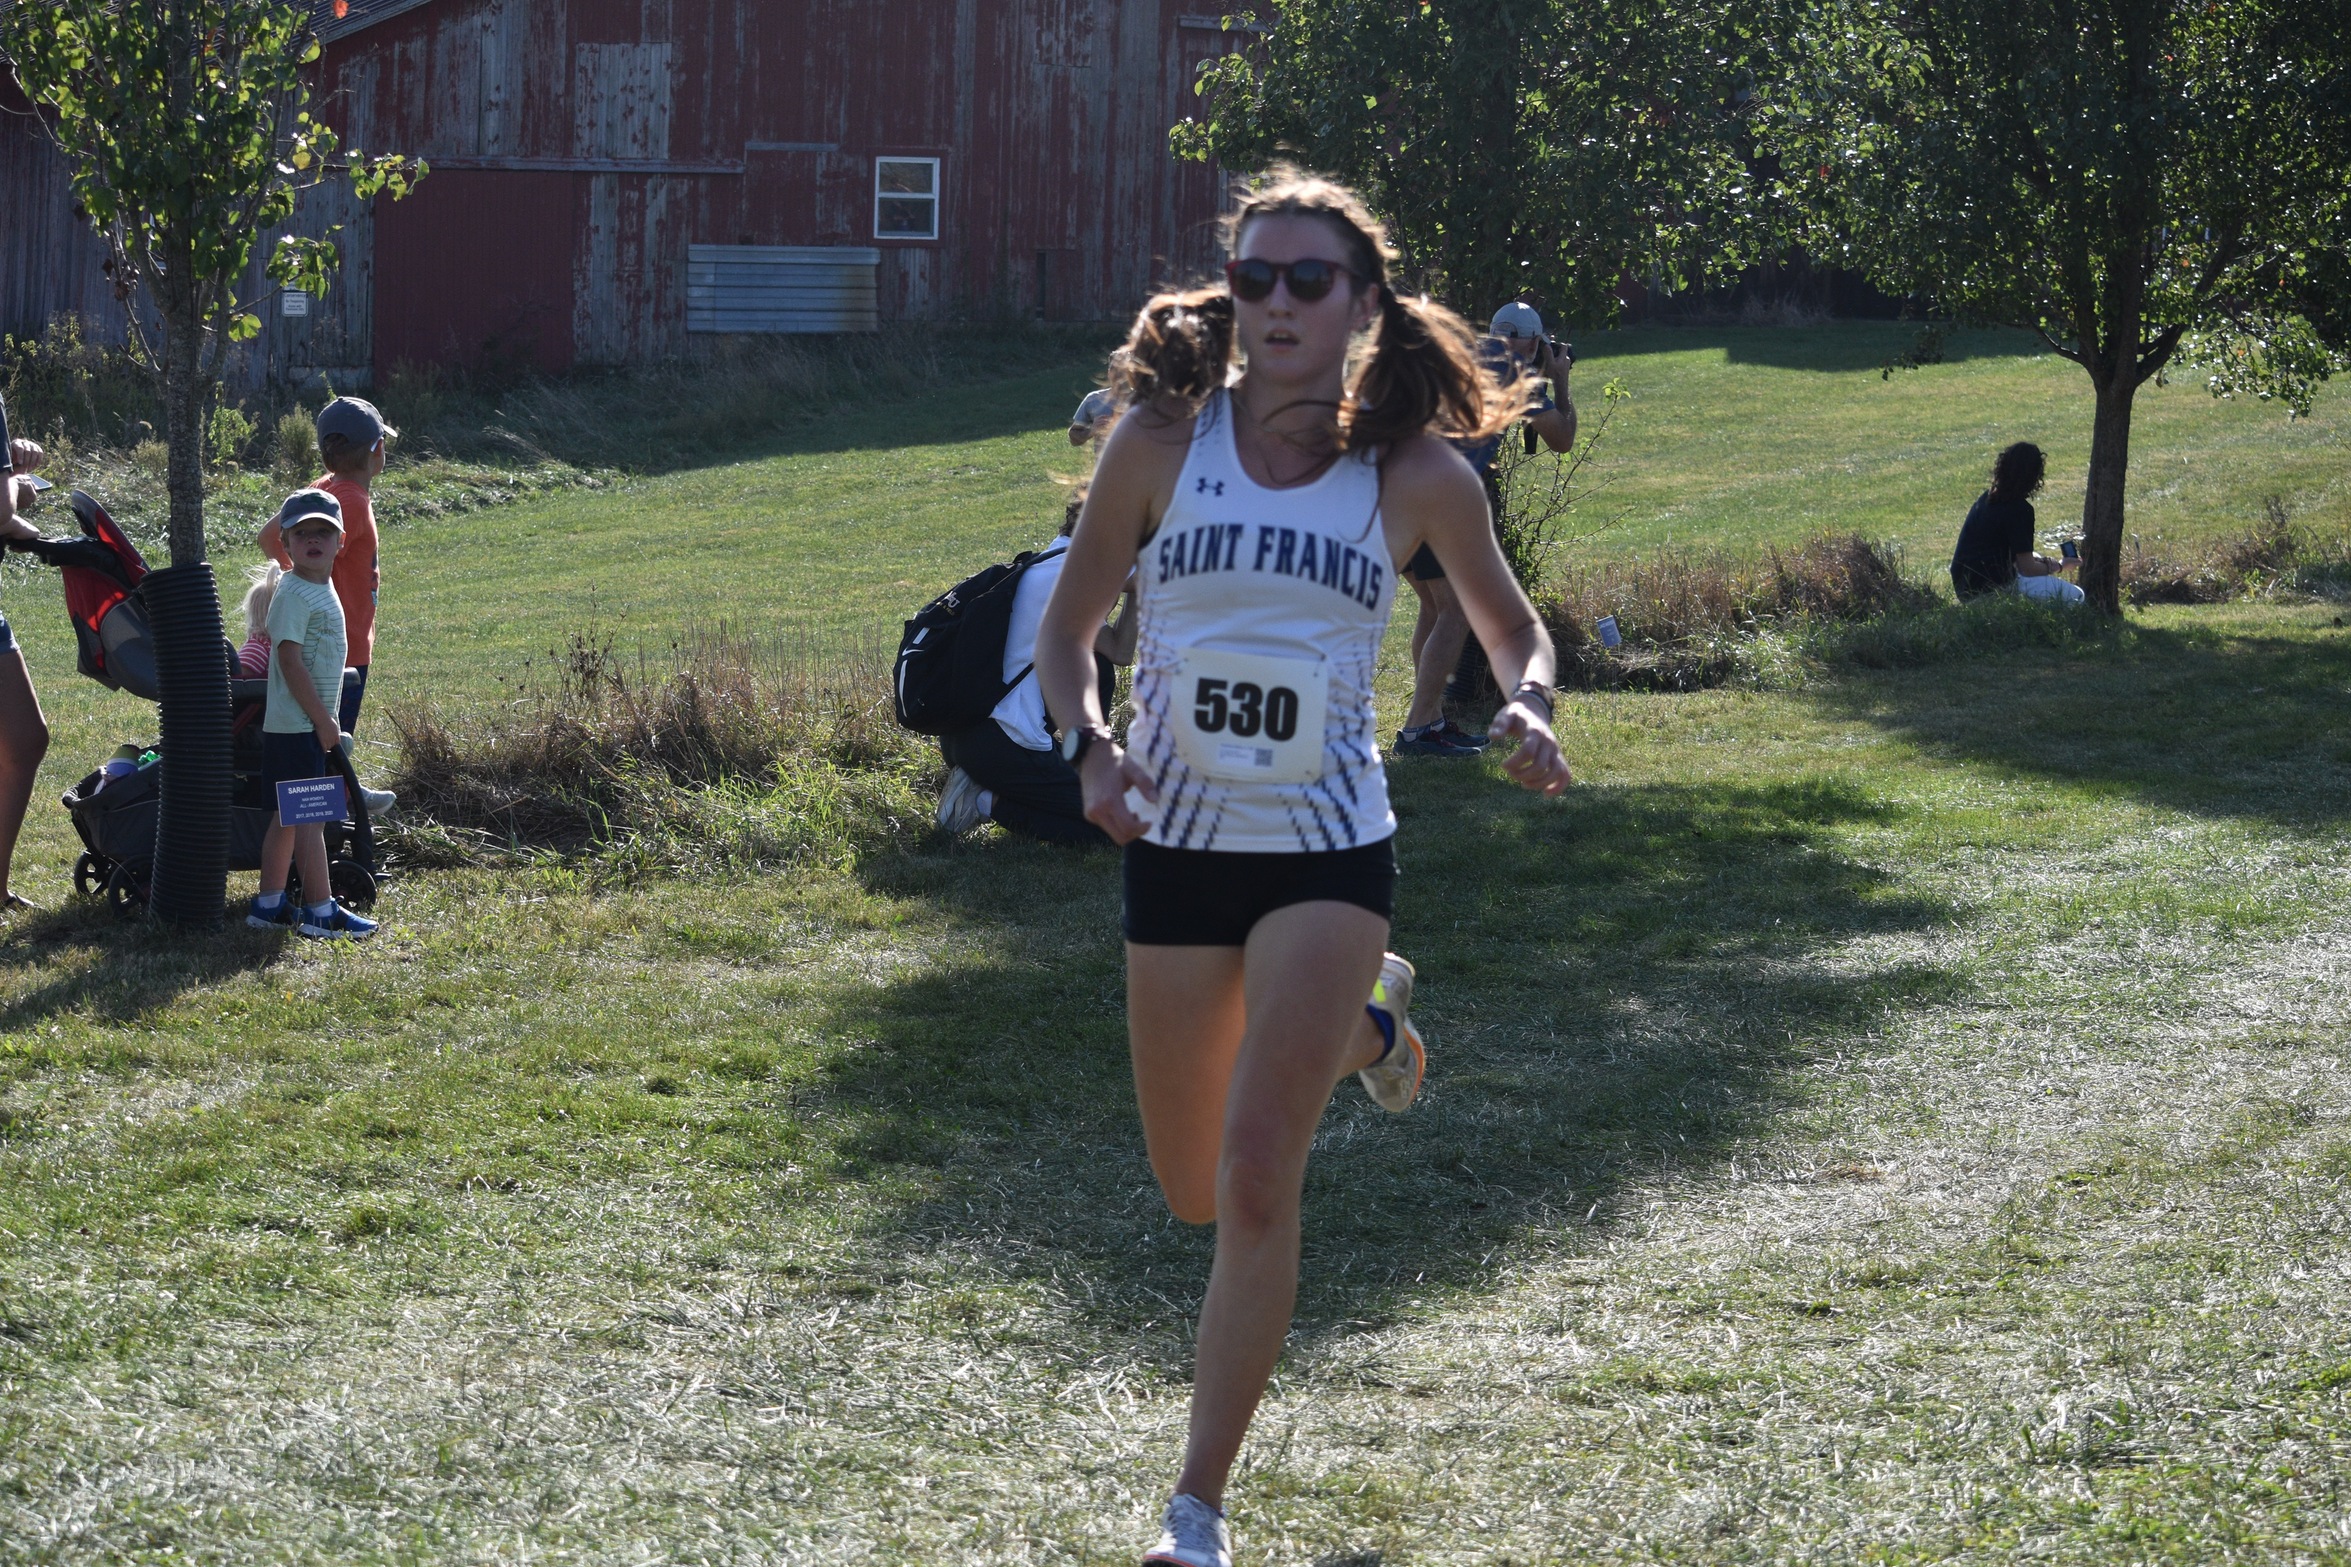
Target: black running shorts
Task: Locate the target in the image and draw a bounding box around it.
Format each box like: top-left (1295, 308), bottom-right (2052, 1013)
top-left (1123, 836), bottom-right (1397, 946)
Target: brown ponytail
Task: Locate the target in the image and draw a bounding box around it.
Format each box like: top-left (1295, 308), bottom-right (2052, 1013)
top-left (1106, 165), bottom-right (1526, 452)
top-left (1107, 287), bottom-right (1236, 413)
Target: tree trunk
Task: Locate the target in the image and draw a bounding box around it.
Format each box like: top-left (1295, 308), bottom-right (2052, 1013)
top-left (162, 325), bottom-right (208, 567)
top-left (146, 308), bottom-right (232, 926)
top-left (2076, 370), bottom-right (2137, 615)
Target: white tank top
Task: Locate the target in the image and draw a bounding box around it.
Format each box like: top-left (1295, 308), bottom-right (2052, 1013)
top-left (1129, 391), bottom-right (1397, 852)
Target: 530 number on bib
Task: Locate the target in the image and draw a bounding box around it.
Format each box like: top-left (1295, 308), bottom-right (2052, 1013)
top-left (1192, 678), bottom-right (1300, 743)
top-left (1172, 646), bottom-right (1328, 785)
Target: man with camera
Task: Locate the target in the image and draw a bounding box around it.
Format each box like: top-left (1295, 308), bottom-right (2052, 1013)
top-left (1396, 300), bottom-right (1577, 756)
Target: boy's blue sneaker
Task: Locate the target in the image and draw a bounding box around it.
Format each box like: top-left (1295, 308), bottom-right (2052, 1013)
top-left (298, 902), bottom-right (378, 941)
top-left (246, 895), bottom-right (298, 931)
top-left (1394, 723), bottom-right (1481, 758)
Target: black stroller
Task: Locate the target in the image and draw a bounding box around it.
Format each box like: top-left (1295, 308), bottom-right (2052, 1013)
top-left (19, 491), bottom-right (379, 918)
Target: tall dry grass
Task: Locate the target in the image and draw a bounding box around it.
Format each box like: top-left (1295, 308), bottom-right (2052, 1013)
top-left (1539, 532), bottom-right (1939, 689)
top-left (2119, 496), bottom-right (2343, 605)
top-left (385, 629), bottom-right (932, 874)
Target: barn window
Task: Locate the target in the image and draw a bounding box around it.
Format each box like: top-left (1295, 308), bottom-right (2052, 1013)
top-left (874, 158), bottom-right (941, 240)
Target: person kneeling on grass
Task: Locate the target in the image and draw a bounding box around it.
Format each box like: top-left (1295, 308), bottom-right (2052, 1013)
top-left (1951, 441), bottom-right (2084, 605)
top-left (247, 490), bottom-right (377, 940)
top-left (936, 493), bottom-right (1141, 845)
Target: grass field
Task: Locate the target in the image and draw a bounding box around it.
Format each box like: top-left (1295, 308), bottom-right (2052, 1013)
top-left (1, 324), bottom-right (2348, 1564)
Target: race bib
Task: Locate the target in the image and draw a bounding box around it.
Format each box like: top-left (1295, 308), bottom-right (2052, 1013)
top-left (1171, 646), bottom-right (1329, 785)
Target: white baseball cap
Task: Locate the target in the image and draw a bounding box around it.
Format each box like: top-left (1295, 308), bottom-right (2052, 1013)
top-left (1490, 301), bottom-right (1545, 338)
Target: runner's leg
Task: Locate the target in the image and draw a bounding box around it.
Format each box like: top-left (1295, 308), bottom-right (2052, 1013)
top-left (1148, 902), bottom-right (1390, 1508)
top-left (0, 651), bottom-right (51, 899)
top-left (1128, 943), bottom-right (1249, 1223)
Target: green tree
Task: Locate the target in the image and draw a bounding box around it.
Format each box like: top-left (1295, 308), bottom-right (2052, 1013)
top-left (1770, 0), bottom-right (2351, 612)
top-left (1172, 0), bottom-right (1773, 324)
top-left (1, 0), bottom-right (421, 565)
top-left (1, 0), bottom-right (422, 923)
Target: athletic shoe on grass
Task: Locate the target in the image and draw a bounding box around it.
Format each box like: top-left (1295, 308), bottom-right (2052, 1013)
top-left (1358, 951), bottom-right (1426, 1112)
top-left (360, 785), bottom-right (397, 819)
top-left (1143, 1494), bottom-right (1230, 1567)
top-left (298, 903), bottom-right (377, 941)
top-left (936, 766), bottom-right (985, 834)
top-left (1393, 724), bottom-right (1481, 758)
top-left (246, 896), bottom-right (298, 931)
top-left (1433, 717), bottom-right (1490, 751)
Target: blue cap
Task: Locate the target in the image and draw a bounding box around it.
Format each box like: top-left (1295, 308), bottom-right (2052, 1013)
top-left (274, 488), bottom-right (344, 533)
top-left (314, 396), bottom-right (395, 450)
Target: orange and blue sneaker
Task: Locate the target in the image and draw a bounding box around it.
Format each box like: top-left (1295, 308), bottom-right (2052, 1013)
top-left (1357, 951), bottom-right (1426, 1112)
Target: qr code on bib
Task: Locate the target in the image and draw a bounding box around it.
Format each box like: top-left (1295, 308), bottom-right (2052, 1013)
top-left (1218, 742), bottom-right (1276, 772)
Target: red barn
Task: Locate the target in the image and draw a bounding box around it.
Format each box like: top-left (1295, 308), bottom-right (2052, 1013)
top-left (4, 0), bottom-right (1254, 387)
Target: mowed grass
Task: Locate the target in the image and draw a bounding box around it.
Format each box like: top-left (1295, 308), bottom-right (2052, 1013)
top-left (0, 326), bottom-right (2349, 1563)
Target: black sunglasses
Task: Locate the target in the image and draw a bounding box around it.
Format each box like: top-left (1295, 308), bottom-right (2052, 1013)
top-left (1224, 257), bottom-right (1356, 303)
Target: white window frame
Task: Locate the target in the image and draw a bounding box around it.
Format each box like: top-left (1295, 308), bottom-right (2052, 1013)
top-left (873, 156), bottom-right (941, 242)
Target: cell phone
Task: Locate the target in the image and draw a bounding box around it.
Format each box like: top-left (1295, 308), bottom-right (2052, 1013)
top-left (24, 476), bottom-right (52, 493)
top-left (2060, 538), bottom-right (2079, 560)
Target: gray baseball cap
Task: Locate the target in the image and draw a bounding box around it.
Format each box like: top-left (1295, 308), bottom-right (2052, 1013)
top-left (1490, 301), bottom-right (1545, 339)
top-left (274, 487), bottom-right (344, 533)
top-left (315, 395), bottom-right (396, 450)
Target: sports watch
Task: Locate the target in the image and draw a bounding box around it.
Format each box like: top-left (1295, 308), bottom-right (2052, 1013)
top-left (1059, 724), bottom-right (1114, 766)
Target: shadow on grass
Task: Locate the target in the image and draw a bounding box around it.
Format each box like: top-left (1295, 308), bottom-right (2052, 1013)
top-left (1584, 323), bottom-right (2044, 374)
top-left (813, 770), bottom-right (1959, 1354)
top-left (1812, 613), bottom-right (2351, 826)
top-left (0, 905), bottom-right (283, 1028)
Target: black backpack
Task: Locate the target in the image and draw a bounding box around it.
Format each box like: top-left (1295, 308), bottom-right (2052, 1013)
top-left (892, 546), bottom-right (1067, 735)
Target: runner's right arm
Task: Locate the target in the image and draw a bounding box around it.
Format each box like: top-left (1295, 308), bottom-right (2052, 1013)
top-left (1037, 407), bottom-right (1188, 841)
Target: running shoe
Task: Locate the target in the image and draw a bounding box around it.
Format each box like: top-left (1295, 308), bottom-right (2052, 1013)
top-left (1433, 717), bottom-right (1491, 751)
top-left (1358, 951), bottom-right (1426, 1113)
top-left (298, 903), bottom-right (378, 941)
top-left (936, 766), bottom-right (985, 833)
top-left (1393, 723), bottom-right (1481, 758)
top-left (246, 896), bottom-right (298, 931)
top-left (360, 785), bottom-right (398, 819)
top-left (1143, 1494), bottom-right (1231, 1567)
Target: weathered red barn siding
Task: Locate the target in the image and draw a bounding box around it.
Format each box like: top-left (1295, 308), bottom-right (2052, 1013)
top-left (4, 0), bottom-right (1247, 385)
top-left (295, 0), bottom-right (1246, 379)
top-left (0, 75), bottom-right (131, 358)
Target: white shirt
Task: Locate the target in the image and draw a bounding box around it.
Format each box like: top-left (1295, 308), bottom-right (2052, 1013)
top-left (1127, 391), bottom-right (1396, 853)
top-left (989, 544), bottom-right (1069, 752)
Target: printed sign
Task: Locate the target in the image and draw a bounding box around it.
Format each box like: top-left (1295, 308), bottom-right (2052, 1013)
top-left (280, 290), bottom-right (311, 318)
top-left (1595, 614), bottom-right (1623, 649)
top-left (275, 775), bottom-right (347, 825)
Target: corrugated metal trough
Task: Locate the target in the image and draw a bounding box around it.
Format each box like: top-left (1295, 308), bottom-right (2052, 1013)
top-left (687, 245), bottom-right (881, 334)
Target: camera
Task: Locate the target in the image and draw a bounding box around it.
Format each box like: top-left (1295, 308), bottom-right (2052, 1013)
top-left (1548, 337), bottom-right (1574, 368)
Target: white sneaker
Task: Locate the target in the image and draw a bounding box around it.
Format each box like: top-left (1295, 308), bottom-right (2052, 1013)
top-left (1357, 951), bottom-right (1426, 1112)
top-left (360, 786), bottom-right (397, 819)
top-left (936, 766), bottom-right (985, 834)
top-left (1143, 1493), bottom-right (1231, 1567)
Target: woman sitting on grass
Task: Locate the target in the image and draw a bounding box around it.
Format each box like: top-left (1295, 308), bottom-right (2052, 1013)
top-left (1033, 166), bottom-right (1573, 1567)
top-left (1951, 441), bottom-right (2084, 604)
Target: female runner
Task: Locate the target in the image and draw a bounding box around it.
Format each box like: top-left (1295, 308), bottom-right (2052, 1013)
top-left (1034, 169), bottom-right (1574, 1567)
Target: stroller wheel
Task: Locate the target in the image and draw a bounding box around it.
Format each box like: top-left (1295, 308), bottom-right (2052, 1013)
top-left (327, 859), bottom-right (378, 910)
top-left (73, 852), bottom-right (113, 901)
top-left (103, 860), bottom-right (149, 920)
